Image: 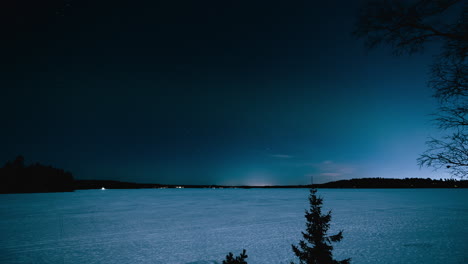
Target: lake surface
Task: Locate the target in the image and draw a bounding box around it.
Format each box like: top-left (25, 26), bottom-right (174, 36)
top-left (0, 189), bottom-right (467, 264)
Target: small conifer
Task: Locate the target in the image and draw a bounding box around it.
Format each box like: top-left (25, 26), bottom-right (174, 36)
top-left (291, 189), bottom-right (350, 264)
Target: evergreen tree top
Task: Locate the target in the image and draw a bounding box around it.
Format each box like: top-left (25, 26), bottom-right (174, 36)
top-left (291, 189), bottom-right (350, 264)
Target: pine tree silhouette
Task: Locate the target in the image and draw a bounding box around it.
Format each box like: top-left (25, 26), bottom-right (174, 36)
top-left (291, 189), bottom-right (350, 264)
top-left (222, 249), bottom-right (248, 264)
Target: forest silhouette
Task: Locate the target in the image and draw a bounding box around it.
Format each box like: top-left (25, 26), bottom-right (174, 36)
top-left (0, 155), bottom-right (74, 194)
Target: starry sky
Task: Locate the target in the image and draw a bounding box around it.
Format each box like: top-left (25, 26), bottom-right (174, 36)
top-left (0, 0), bottom-right (451, 185)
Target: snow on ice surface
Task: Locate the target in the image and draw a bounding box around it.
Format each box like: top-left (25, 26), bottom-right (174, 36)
top-left (0, 189), bottom-right (467, 264)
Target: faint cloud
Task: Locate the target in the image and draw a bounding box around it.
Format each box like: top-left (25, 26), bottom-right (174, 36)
top-left (270, 154), bottom-right (294, 159)
top-left (337, 166), bottom-right (356, 174)
top-left (320, 172), bottom-right (341, 177)
top-left (307, 160), bottom-right (357, 179)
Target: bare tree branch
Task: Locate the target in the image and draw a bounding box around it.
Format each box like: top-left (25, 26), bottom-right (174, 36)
top-left (418, 132), bottom-right (468, 178)
top-left (355, 0), bottom-right (468, 178)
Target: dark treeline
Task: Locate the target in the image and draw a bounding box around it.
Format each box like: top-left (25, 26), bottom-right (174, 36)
top-left (77, 177), bottom-right (467, 190)
top-left (0, 156), bottom-right (74, 194)
top-left (75, 180), bottom-right (164, 190)
top-left (2, 155), bottom-right (466, 194)
top-left (316, 177), bottom-right (467, 189)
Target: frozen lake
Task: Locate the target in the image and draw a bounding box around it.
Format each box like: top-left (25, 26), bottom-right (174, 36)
top-left (0, 189), bottom-right (467, 264)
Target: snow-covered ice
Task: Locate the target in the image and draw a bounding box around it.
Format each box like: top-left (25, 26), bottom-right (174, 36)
top-left (0, 188), bottom-right (467, 264)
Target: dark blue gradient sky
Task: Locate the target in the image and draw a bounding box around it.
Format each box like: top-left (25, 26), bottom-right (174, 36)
top-left (0, 0), bottom-right (452, 184)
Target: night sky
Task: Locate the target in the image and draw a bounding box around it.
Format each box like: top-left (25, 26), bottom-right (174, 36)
top-left (1, 0), bottom-right (450, 185)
